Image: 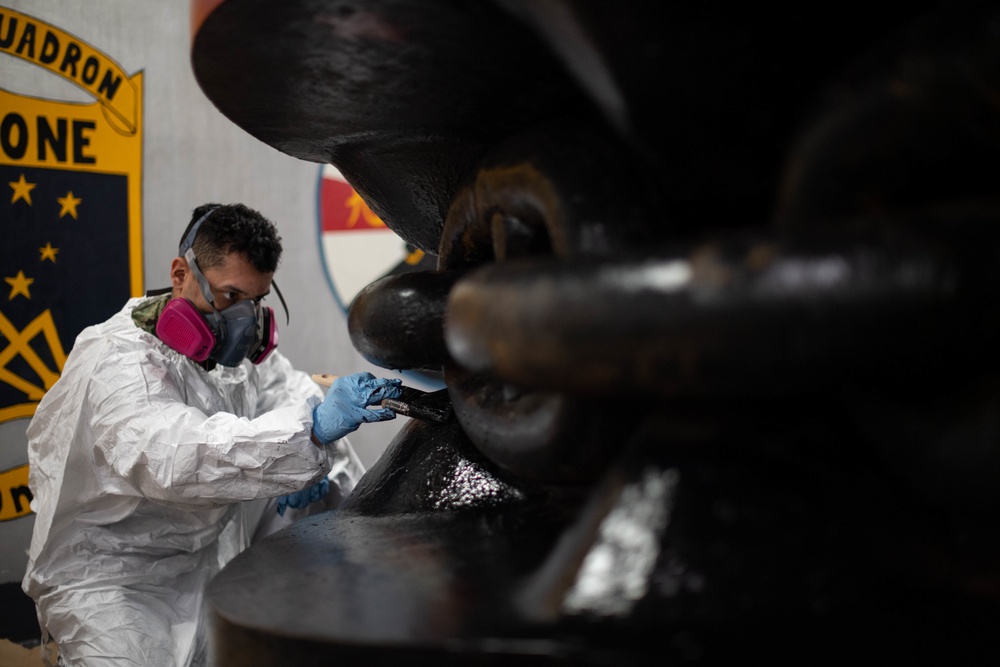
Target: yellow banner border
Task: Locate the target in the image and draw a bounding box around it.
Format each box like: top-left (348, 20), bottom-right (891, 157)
top-left (0, 7), bottom-right (138, 135)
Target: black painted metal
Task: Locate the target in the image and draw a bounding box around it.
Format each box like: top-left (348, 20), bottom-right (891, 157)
top-left (348, 269), bottom-right (462, 372)
top-left (194, 1), bottom-right (1000, 663)
top-left (445, 232), bottom-right (974, 398)
top-left (191, 0), bottom-right (594, 254)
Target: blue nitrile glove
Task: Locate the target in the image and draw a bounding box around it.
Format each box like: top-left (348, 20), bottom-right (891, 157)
top-left (312, 372), bottom-right (403, 445)
top-left (276, 477), bottom-right (330, 516)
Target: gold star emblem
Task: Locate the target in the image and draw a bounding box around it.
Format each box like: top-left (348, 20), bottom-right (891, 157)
top-left (9, 174), bottom-right (36, 205)
top-left (39, 243), bottom-right (59, 262)
top-left (58, 191), bottom-right (82, 219)
top-left (5, 270), bottom-right (34, 300)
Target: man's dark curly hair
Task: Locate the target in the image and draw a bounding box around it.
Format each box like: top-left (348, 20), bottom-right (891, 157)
top-left (182, 203), bottom-right (283, 273)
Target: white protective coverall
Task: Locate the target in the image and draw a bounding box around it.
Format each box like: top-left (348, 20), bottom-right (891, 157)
top-left (22, 297), bottom-right (364, 667)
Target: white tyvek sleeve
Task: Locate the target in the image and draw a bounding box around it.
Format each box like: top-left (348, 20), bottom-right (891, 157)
top-left (253, 351), bottom-right (368, 512)
top-left (87, 344), bottom-right (332, 509)
top-left (252, 349), bottom-right (325, 416)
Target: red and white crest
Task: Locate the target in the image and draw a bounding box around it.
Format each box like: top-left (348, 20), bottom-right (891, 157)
top-left (318, 164), bottom-right (431, 311)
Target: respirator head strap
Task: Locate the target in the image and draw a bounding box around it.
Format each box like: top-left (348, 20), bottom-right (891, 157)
top-left (179, 206), bottom-right (220, 256)
top-left (184, 248), bottom-right (223, 317)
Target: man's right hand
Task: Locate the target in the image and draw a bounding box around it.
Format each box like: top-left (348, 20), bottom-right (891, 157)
top-left (312, 372), bottom-right (402, 444)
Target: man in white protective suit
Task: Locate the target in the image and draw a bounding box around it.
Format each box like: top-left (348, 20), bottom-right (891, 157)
top-left (22, 203), bottom-right (403, 667)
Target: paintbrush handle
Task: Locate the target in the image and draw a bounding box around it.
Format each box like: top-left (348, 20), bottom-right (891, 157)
top-left (380, 398), bottom-right (411, 415)
top-left (311, 373), bottom-right (338, 388)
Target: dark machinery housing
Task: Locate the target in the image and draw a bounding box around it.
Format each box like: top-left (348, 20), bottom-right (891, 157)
top-left (192, 1), bottom-right (1000, 663)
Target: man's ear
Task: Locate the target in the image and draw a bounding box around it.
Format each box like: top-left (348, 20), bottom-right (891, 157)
top-left (169, 256), bottom-right (188, 294)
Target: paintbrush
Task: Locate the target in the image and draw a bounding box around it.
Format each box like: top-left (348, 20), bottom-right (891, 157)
top-left (311, 373), bottom-right (453, 424)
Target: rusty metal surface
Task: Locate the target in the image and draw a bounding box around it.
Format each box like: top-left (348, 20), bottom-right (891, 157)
top-left (195, 0), bottom-right (1000, 663)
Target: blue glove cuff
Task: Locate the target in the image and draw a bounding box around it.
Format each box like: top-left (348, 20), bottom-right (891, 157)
top-left (276, 477), bottom-right (330, 516)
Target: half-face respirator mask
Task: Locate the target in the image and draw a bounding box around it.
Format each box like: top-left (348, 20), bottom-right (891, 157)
top-left (155, 209), bottom-right (279, 367)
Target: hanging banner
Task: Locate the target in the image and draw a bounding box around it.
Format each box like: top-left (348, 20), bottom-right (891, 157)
top-left (0, 6), bottom-right (143, 523)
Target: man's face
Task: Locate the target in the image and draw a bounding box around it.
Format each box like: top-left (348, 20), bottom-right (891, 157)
top-left (171, 251), bottom-right (274, 313)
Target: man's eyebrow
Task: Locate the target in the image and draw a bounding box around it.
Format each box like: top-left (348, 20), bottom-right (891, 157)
top-left (215, 283), bottom-right (248, 296)
top-left (214, 283), bottom-right (271, 299)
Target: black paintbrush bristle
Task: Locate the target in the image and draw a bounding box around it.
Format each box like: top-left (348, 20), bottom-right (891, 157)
top-left (384, 386), bottom-right (453, 423)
